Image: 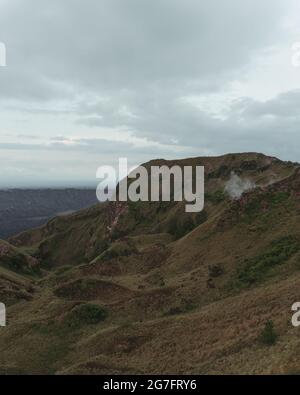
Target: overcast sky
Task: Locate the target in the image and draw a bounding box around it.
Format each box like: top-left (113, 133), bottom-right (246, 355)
top-left (0, 0), bottom-right (300, 187)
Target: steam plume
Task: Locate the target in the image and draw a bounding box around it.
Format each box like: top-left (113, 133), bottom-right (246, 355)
top-left (224, 171), bottom-right (256, 200)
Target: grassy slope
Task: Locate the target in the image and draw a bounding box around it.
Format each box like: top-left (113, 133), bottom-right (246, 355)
top-left (1, 152), bottom-right (300, 374)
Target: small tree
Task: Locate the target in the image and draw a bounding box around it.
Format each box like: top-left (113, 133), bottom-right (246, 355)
top-left (259, 320), bottom-right (278, 346)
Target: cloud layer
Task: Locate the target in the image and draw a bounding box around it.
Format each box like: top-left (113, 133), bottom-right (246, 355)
top-left (0, 0), bottom-right (300, 186)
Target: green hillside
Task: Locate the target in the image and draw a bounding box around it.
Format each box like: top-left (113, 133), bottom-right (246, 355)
top-left (1, 152), bottom-right (300, 374)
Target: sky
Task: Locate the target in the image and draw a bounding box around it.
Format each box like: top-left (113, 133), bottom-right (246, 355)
top-left (1, 0), bottom-right (300, 187)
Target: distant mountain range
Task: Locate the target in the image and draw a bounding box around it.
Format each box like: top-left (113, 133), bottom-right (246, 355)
top-left (0, 189), bottom-right (98, 239)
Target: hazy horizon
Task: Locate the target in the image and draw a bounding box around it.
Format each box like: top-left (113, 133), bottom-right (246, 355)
top-left (0, 150), bottom-right (297, 189)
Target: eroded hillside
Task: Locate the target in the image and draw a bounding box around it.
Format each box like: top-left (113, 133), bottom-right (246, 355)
top-left (1, 153), bottom-right (300, 374)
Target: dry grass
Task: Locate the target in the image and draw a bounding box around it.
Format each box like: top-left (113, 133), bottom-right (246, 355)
top-left (1, 153), bottom-right (300, 374)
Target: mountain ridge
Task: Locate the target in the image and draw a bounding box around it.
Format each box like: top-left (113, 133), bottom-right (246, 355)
top-left (1, 152), bottom-right (300, 374)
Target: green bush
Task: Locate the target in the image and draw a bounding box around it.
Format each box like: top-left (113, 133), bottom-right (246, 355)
top-left (243, 197), bottom-right (261, 221)
top-left (259, 321), bottom-right (278, 346)
top-left (205, 190), bottom-right (225, 204)
top-left (268, 191), bottom-right (290, 205)
top-left (234, 235), bottom-right (300, 287)
top-left (209, 263), bottom-right (224, 278)
top-left (243, 191), bottom-right (290, 223)
top-left (128, 201), bottom-right (146, 222)
top-left (66, 303), bottom-right (108, 328)
top-left (164, 301), bottom-right (198, 316)
top-left (164, 306), bottom-right (183, 316)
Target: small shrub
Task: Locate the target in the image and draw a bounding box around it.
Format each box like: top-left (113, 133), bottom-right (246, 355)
top-left (99, 241), bottom-right (137, 261)
top-left (66, 303), bottom-right (108, 328)
top-left (259, 320), bottom-right (278, 346)
top-left (183, 300), bottom-right (198, 312)
top-left (164, 307), bottom-right (183, 316)
top-left (208, 263), bottom-right (224, 278)
top-left (243, 197), bottom-right (261, 221)
top-left (164, 301), bottom-right (198, 316)
top-left (167, 215), bottom-right (195, 240)
top-left (268, 191), bottom-right (289, 205)
top-left (195, 210), bottom-right (208, 226)
top-left (159, 278), bottom-right (165, 287)
top-left (111, 227), bottom-right (129, 241)
top-left (205, 190), bottom-right (225, 204)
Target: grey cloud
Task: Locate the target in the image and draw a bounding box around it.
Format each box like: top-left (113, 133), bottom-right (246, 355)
top-left (0, 137), bottom-right (181, 157)
top-left (77, 87), bottom-right (300, 162)
top-left (0, 0), bottom-right (298, 187)
top-left (0, 0), bottom-right (286, 101)
top-left (235, 90), bottom-right (300, 119)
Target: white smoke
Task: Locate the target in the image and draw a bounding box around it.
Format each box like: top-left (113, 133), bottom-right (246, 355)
top-left (224, 171), bottom-right (256, 200)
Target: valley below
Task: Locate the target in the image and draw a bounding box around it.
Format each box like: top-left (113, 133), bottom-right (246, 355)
top-left (0, 188), bottom-right (98, 239)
